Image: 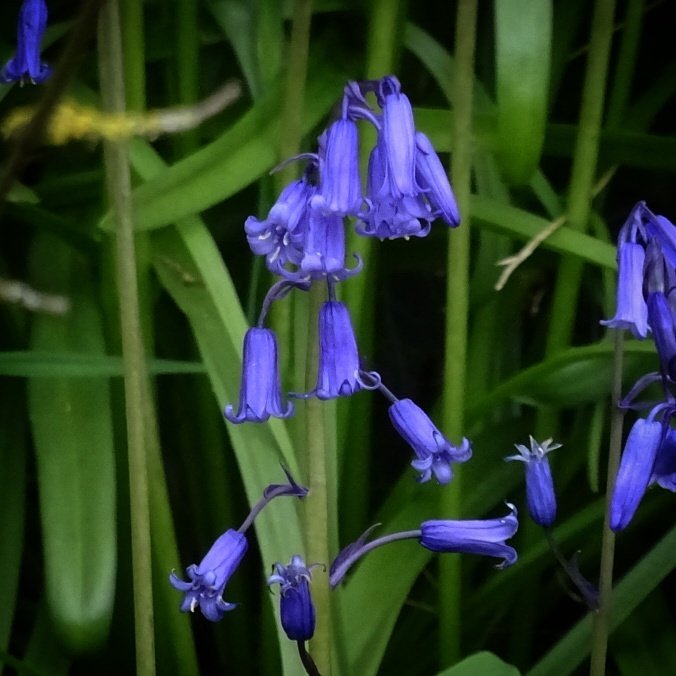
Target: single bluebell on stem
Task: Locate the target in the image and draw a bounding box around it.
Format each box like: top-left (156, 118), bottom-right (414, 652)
top-left (610, 406), bottom-right (664, 532)
top-left (377, 75), bottom-right (417, 198)
top-left (651, 425), bottom-right (676, 491)
top-left (0, 0), bottom-right (51, 85)
top-left (505, 436), bottom-right (560, 528)
top-left (169, 529), bottom-right (248, 621)
top-left (224, 327), bottom-right (293, 424)
top-left (386, 394), bottom-right (471, 484)
top-left (295, 299), bottom-right (380, 400)
top-left (646, 290), bottom-right (676, 383)
top-left (244, 170), bottom-right (314, 270)
top-left (600, 240), bottom-right (648, 338)
top-left (419, 505), bottom-right (519, 569)
top-left (414, 131), bottom-right (460, 227)
top-left (330, 506), bottom-right (518, 587)
top-left (170, 470), bottom-right (308, 621)
top-left (268, 555), bottom-right (319, 642)
top-left (357, 135), bottom-right (432, 240)
top-left (311, 114), bottom-right (363, 217)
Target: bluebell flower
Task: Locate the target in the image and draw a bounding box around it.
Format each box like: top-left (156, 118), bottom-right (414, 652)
top-left (357, 136), bottom-right (432, 240)
top-left (170, 471), bottom-right (308, 620)
top-left (646, 291), bottom-right (676, 382)
top-left (244, 173), bottom-right (314, 270)
top-left (0, 0), bottom-right (50, 85)
top-left (224, 327), bottom-right (293, 423)
top-left (420, 505), bottom-right (519, 569)
top-left (505, 436), bottom-right (560, 527)
top-left (268, 555), bottom-right (318, 642)
top-left (330, 506), bottom-right (519, 587)
top-left (169, 529), bottom-right (248, 621)
top-left (388, 397), bottom-right (471, 484)
top-left (310, 118), bottom-right (363, 217)
top-left (303, 300), bottom-right (380, 400)
top-left (377, 76), bottom-right (417, 198)
top-left (600, 240), bottom-right (648, 338)
top-left (651, 425), bottom-right (676, 491)
top-left (414, 132), bottom-right (460, 227)
top-left (610, 410), bottom-right (663, 532)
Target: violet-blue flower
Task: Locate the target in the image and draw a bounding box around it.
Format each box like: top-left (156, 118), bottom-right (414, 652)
top-left (420, 505), bottom-right (519, 569)
top-left (0, 0), bottom-right (50, 85)
top-left (414, 131), bottom-right (460, 227)
top-left (600, 240), bottom-right (648, 338)
top-left (610, 409), bottom-right (663, 532)
top-left (244, 173), bottom-right (313, 270)
top-left (268, 555), bottom-right (318, 642)
top-left (224, 327), bottom-right (293, 424)
top-left (310, 117), bottom-right (363, 217)
top-left (169, 529), bottom-right (248, 621)
top-left (646, 290), bottom-right (676, 383)
top-left (651, 425), bottom-right (676, 491)
top-left (330, 506), bottom-right (518, 587)
top-left (388, 397), bottom-right (471, 484)
top-left (303, 300), bottom-right (380, 400)
top-left (505, 436), bottom-right (560, 528)
top-left (170, 470), bottom-right (308, 621)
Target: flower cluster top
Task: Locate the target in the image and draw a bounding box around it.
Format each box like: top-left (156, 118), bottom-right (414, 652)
top-left (245, 76), bottom-right (459, 284)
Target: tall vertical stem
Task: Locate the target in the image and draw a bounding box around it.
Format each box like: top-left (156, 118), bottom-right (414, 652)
top-left (439, 0), bottom-right (477, 666)
top-left (304, 285), bottom-right (332, 675)
top-left (590, 333), bottom-right (625, 675)
top-left (98, 4), bottom-right (155, 675)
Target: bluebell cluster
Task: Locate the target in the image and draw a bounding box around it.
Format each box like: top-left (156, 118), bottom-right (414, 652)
top-left (603, 202), bottom-right (676, 531)
top-left (171, 77), bottom-right (520, 670)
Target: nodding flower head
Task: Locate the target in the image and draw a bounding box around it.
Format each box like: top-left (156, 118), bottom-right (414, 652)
top-left (268, 555), bottom-right (320, 642)
top-left (388, 398), bottom-right (471, 485)
top-left (0, 0), bottom-right (51, 85)
top-left (169, 529), bottom-right (248, 622)
top-left (224, 328), bottom-right (293, 424)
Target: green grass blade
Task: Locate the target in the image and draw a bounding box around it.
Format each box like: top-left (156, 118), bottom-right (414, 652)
top-left (494, 0), bottom-right (552, 184)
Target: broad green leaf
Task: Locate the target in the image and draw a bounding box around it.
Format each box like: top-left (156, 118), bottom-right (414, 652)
top-left (437, 651), bottom-right (520, 676)
top-left (27, 235), bottom-right (116, 653)
top-left (99, 66), bottom-right (346, 233)
top-left (0, 351), bottom-right (204, 377)
top-left (494, 0), bottom-right (552, 184)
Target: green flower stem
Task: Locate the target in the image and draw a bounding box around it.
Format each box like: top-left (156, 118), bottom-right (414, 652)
top-left (341, 0), bottom-right (402, 549)
top-left (440, 0), bottom-right (477, 666)
top-left (119, 0), bottom-right (145, 112)
top-left (98, 4), bottom-right (155, 676)
top-left (304, 284), bottom-right (332, 675)
top-left (590, 331), bottom-right (625, 676)
top-left (544, 0), bottom-right (617, 357)
top-left (174, 0), bottom-right (200, 153)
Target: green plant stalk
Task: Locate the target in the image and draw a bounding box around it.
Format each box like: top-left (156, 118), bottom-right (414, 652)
top-left (590, 331), bottom-right (624, 676)
top-left (340, 0), bottom-right (402, 553)
top-left (271, 0), bottom-right (313, 414)
top-left (174, 0), bottom-right (200, 153)
top-left (98, 3), bottom-right (155, 675)
top-left (544, 0), bottom-right (617, 357)
top-left (119, 0), bottom-right (146, 112)
top-left (304, 284), bottom-right (332, 675)
top-left (439, 0), bottom-right (477, 667)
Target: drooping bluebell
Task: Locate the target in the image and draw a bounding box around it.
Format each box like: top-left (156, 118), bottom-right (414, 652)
top-left (0, 0), bottom-right (51, 85)
top-left (224, 327), bottom-right (293, 424)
